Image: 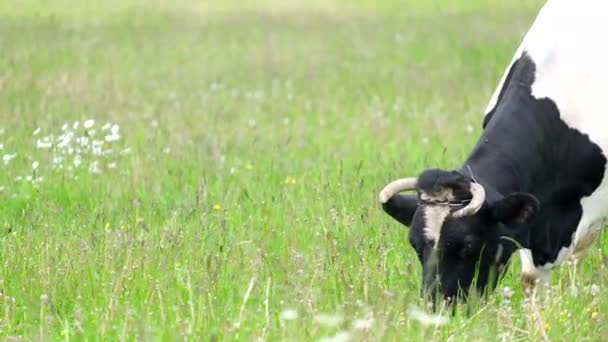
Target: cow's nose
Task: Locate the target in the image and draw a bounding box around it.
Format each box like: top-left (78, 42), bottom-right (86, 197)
top-left (422, 277), bottom-right (441, 310)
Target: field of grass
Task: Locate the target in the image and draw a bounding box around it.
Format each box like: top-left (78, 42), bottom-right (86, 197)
top-left (1, 0), bottom-right (607, 340)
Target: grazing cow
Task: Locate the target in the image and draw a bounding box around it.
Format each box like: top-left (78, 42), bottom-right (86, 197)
top-left (380, 0), bottom-right (608, 302)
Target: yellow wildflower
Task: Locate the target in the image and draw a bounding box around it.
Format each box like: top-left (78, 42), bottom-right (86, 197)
top-left (592, 312), bottom-right (599, 319)
top-left (213, 204), bottom-right (222, 211)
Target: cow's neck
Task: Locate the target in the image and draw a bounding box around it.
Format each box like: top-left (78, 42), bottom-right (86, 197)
top-left (462, 96), bottom-right (559, 199)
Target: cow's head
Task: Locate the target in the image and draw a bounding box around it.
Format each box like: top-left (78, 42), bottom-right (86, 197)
top-left (380, 169), bottom-right (539, 303)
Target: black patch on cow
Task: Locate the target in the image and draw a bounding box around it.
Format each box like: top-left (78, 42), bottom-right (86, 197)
top-left (417, 169), bottom-right (474, 200)
top-left (483, 56), bottom-right (521, 128)
top-left (466, 51), bottom-right (607, 267)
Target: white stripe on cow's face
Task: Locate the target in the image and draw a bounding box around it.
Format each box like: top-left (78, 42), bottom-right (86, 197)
top-left (423, 205), bottom-right (450, 245)
top-left (420, 189), bottom-right (455, 244)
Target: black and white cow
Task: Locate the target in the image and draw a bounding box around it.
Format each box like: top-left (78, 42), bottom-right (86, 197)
top-left (380, 0), bottom-right (608, 302)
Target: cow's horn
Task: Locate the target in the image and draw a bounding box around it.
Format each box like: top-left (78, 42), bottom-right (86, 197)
top-left (379, 177), bottom-right (418, 204)
top-left (452, 182), bottom-right (486, 217)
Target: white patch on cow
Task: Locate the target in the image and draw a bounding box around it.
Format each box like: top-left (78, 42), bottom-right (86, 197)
top-left (491, 0), bottom-right (608, 281)
top-left (520, 244), bottom-right (576, 286)
top-left (518, 249), bottom-right (551, 284)
top-left (423, 205), bottom-right (450, 244)
top-left (419, 189), bottom-right (455, 202)
top-left (419, 189), bottom-right (455, 243)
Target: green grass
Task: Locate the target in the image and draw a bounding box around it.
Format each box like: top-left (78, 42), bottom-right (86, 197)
top-left (1, 0), bottom-right (607, 340)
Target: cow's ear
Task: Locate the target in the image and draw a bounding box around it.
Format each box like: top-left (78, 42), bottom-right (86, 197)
top-left (493, 192), bottom-right (539, 227)
top-left (382, 194), bottom-right (418, 227)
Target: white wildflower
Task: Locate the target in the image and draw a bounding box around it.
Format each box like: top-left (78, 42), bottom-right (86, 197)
top-left (280, 309), bottom-right (298, 321)
top-left (102, 123), bottom-right (112, 131)
top-left (78, 136), bottom-right (90, 147)
top-left (111, 124), bottom-right (120, 135)
top-left (151, 120), bottom-right (159, 128)
top-left (0, 186), bottom-right (4, 192)
top-left (352, 317), bottom-right (374, 330)
top-left (26, 176), bottom-right (33, 182)
top-left (248, 118), bottom-right (257, 128)
top-left (502, 286), bottom-right (514, 299)
top-left (105, 133), bottom-right (120, 142)
top-left (56, 132), bottom-right (73, 148)
top-left (319, 331), bottom-right (351, 342)
top-left (62, 123), bottom-right (69, 131)
top-left (107, 162), bottom-right (117, 169)
top-left (89, 161), bottom-right (101, 174)
top-left (14, 176), bottom-right (23, 182)
top-left (0, 143), bottom-right (3, 149)
top-left (313, 313), bottom-right (344, 327)
top-left (465, 124), bottom-right (474, 133)
top-left (407, 305), bottom-right (448, 326)
top-left (84, 119), bottom-right (95, 129)
top-left (3, 153), bottom-right (17, 164)
top-left (33, 127), bottom-right (41, 135)
top-left (73, 121), bottom-right (80, 129)
top-left (73, 155), bottom-right (82, 168)
top-left (32, 161), bottom-right (39, 170)
top-left (163, 147), bottom-right (171, 154)
top-left (37, 138), bottom-right (53, 149)
top-left (591, 284), bottom-right (600, 296)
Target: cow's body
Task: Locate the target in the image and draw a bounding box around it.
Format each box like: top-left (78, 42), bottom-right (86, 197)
top-left (483, 0), bottom-right (608, 282)
top-left (380, 0), bottom-right (608, 300)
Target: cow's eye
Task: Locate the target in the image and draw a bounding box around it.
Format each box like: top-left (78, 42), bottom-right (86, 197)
top-left (458, 246), bottom-right (472, 259)
top-left (458, 239), bottom-right (476, 259)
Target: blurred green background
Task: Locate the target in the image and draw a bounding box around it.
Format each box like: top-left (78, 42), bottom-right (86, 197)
top-left (2, 0), bottom-right (607, 341)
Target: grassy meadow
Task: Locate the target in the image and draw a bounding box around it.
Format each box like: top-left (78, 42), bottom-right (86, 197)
top-left (1, 0), bottom-right (607, 340)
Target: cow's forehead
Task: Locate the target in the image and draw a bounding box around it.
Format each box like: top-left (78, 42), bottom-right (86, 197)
top-left (419, 188), bottom-right (455, 245)
top-left (422, 205), bottom-right (450, 245)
